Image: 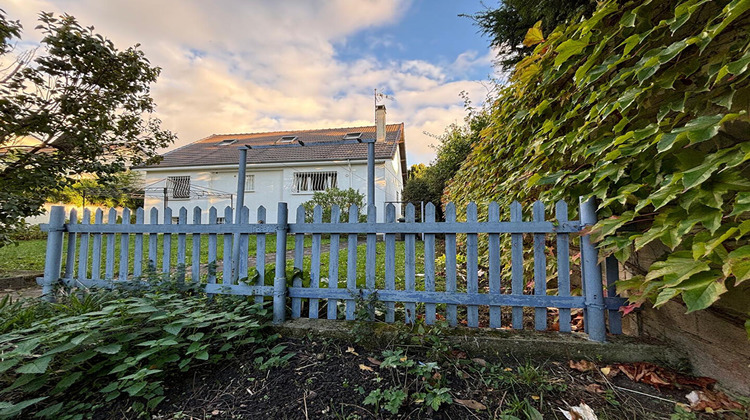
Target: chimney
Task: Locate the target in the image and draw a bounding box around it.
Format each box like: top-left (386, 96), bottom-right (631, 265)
top-left (375, 104), bottom-right (386, 142)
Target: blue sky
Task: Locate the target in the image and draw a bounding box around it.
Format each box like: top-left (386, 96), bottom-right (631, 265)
top-left (5, 0), bottom-right (499, 164)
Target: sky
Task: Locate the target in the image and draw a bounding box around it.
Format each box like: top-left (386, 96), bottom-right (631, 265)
top-left (4, 0), bottom-right (500, 165)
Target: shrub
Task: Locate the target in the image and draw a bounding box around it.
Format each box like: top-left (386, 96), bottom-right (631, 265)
top-left (302, 188), bottom-right (366, 223)
top-left (0, 290), bottom-right (273, 418)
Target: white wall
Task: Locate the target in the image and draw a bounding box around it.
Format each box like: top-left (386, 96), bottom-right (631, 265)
top-left (137, 156), bottom-right (404, 224)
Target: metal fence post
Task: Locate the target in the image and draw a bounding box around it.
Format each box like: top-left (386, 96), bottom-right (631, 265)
top-left (41, 206), bottom-right (66, 301)
top-left (580, 197), bottom-right (606, 342)
top-left (273, 202), bottom-right (289, 324)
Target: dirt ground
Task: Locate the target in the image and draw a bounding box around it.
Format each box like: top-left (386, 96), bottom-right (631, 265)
top-left (93, 335), bottom-right (747, 420)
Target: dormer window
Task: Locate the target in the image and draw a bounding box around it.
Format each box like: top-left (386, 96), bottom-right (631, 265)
top-left (343, 132), bottom-right (362, 140)
top-left (217, 139), bottom-right (237, 146)
top-left (279, 135), bottom-right (298, 143)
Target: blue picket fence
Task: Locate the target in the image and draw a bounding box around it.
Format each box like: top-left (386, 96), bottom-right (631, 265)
top-left (40, 198), bottom-right (625, 342)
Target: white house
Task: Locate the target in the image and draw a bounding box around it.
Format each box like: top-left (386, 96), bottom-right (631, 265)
top-left (135, 106), bottom-right (407, 223)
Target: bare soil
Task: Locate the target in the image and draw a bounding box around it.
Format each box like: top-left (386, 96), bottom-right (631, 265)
top-left (93, 335), bottom-right (745, 420)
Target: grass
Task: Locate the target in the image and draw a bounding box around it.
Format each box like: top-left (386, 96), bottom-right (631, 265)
top-left (0, 239), bottom-right (49, 276)
top-left (0, 235), bottom-right (428, 291)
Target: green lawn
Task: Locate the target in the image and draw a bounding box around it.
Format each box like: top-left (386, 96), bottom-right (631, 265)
top-left (0, 235), bottom-right (430, 291)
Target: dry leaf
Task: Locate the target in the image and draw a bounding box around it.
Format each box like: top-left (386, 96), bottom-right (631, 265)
top-left (569, 359), bottom-right (597, 372)
top-left (600, 367), bottom-right (611, 376)
top-left (358, 364), bottom-right (373, 372)
top-left (585, 383), bottom-right (605, 394)
top-left (472, 358), bottom-right (487, 367)
top-left (367, 357), bottom-right (381, 366)
top-left (346, 347), bottom-right (359, 356)
top-left (686, 390), bottom-right (743, 412)
top-left (455, 399), bottom-right (487, 411)
top-left (531, 395), bottom-right (540, 400)
top-left (560, 402), bottom-right (598, 420)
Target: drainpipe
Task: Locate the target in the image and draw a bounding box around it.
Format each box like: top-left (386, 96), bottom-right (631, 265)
top-left (232, 146), bottom-right (249, 282)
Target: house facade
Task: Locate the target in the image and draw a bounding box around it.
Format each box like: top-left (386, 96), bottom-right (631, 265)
top-left (135, 107), bottom-right (407, 223)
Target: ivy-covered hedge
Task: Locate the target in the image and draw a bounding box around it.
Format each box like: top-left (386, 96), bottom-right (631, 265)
top-left (447, 0), bottom-right (750, 323)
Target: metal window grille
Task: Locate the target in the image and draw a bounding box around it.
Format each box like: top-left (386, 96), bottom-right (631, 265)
top-left (167, 176), bottom-right (191, 199)
top-left (293, 171), bottom-right (337, 193)
top-left (216, 217), bottom-right (226, 224)
top-left (245, 175), bottom-right (255, 192)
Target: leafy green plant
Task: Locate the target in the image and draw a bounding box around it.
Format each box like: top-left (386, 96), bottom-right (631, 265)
top-left (448, 0), bottom-right (750, 324)
top-left (253, 343), bottom-right (296, 370)
top-left (364, 348), bottom-right (453, 415)
top-left (0, 290), bottom-right (274, 418)
top-left (302, 188), bottom-right (366, 223)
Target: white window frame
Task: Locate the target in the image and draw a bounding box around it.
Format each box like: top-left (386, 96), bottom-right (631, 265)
top-left (245, 174), bottom-right (255, 192)
top-left (292, 171), bottom-right (337, 194)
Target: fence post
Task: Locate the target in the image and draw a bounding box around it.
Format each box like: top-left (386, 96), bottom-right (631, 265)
top-left (273, 202), bottom-right (289, 324)
top-left (41, 206), bottom-right (66, 301)
top-left (579, 197), bottom-right (606, 342)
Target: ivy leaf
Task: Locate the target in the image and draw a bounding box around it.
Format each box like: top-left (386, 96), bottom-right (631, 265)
top-left (523, 21), bottom-right (545, 47)
top-left (723, 245), bottom-right (750, 285)
top-left (681, 274), bottom-right (727, 313)
top-left (554, 34), bottom-right (590, 68)
top-left (645, 252), bottom-right (710, 286)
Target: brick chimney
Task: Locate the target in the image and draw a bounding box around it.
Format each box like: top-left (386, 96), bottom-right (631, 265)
top-left (375, 104), bottom-right (386, 142)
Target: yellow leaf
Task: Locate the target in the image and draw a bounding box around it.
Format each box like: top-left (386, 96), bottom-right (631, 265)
top-left (523, 21), bottom-right (545, 47)
top-left (601, 366), bottom-right (611, 376)
top-left (358, 364), bottom-right (373, 372)
top-left (531, 395), bottom-right (540, 400)
top-left (346, 347), bottom-right (359, 356)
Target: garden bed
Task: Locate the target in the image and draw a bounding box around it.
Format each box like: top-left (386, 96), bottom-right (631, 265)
top-left (98, 333), bottom-right (746, 419)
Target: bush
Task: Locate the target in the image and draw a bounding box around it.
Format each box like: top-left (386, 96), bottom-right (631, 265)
top-left (7, 224), bottom-right (46, 241)
top-left (448, 0), bottom-right (750, 320)
top-left (302, 188), bottom-right (366, 223)
top-left (0, 289), bottom-right (274, 418)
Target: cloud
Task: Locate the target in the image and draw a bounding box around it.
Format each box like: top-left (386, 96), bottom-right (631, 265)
top-left (4, 0), bottom-right (493, 165)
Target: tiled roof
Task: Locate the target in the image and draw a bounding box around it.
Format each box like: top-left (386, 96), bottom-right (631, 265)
top-left (141, 123), bottom-right (405, 169)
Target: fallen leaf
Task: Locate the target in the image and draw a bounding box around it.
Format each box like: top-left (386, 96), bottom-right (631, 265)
top-left (358, 364), bottom-right (373, 372)
top-left (531, 395), bottom-right (540, 400)
top-left (346, 347), bottom-right (359, 356)
top-left (450, 350), bottom-right (467, 359)
top-left (569, 360), bottom-right (597, 372)
top-left (472, 358), bottom-right (487, 367)
top-left (600, 367), bottom-right (611, 376)
top-left (560, 402), bottom-right (598, 420)
top-left (455, 399), bottom-right (487, 411)
top-left (367, 357), bottom-right (381, 366)
top-left (585, 383), bottom-right (605, 394)
top-left (211, 410), bottom-right (221, 415)
top-left (686, 389), bottom-right (743, 412)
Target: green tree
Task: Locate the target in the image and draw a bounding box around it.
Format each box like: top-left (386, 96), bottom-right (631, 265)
top-left (0, 11), bottom-right (174, 245)
top-left (465, 0), bottom-right (597, 69)
top-left (48, 171), bottom-right (145, 209)
top-left (448, 0), bottom-right (750, 323)
top-left (302, 188), bottom-right (366, 223)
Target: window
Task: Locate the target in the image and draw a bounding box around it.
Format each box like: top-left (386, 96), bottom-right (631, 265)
top-left (245, 174), bottom-right (255, 192)
top-left (216, 217), bottom-right (226, 224)
top-left (293, 171), bottom-right (337, 193)
top-left (343, 132), bottom-right (362, 140)
top-left (279, 135), bottom-right (298, 143)
top-left (167, 176), bottom-right (191, 199)
top-left (217, 139), bottom-right (237, 146)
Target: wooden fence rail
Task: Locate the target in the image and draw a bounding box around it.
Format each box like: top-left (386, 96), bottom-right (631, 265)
top-left (40, 198), bottom-right (624, 342)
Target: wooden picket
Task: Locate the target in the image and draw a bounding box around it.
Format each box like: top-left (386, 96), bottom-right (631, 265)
top-left (40, 198), bottom-right (625, 342)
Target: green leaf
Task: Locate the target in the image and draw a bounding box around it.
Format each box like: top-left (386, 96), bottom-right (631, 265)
top-left (163, 323), bottom-right (183, 336)
top-left (554, 34), bottom-right (591, 68)
top-left (645, 253), bottom-right (710, 286)
top-left (94, 344), bottom-right (122, 354)
top-left (124, 381), bottom-right (148, 397)
top-left (723, 246), bottom-right (750, 285)
top-left (681, 275), bottom-right (727, 313)
top-left (51, 372), bottom-right (83, 394)
top-left (0, 397), bottom-right (48, 418)
top-left (195, 350), bottom-right (209, 360)
top-left (16, 355), bottom-right (53, 374)
top-left (187, 332), bottom-right (204, 342)
top-left (34, 401), bottom-right (63, 418)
